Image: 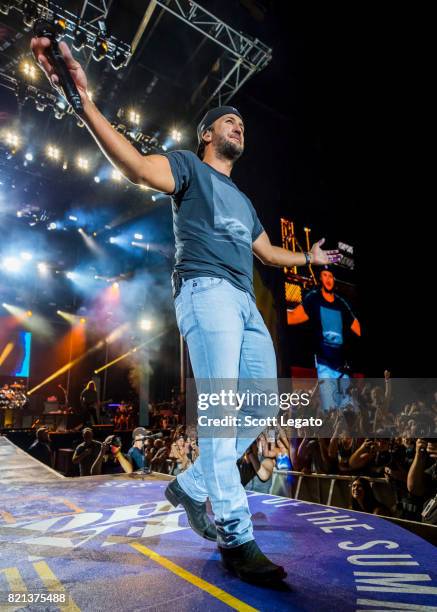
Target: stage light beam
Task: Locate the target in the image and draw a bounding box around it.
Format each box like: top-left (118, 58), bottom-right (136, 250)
top-left (2, 256), bottom-right (22, 273)
top-left (0, 342), bottom-right (14, 367)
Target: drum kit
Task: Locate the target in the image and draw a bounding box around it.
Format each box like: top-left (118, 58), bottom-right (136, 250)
top-left (0, 382), bottom-right (28, 428)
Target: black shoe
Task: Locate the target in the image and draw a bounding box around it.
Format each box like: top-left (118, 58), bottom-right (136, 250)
top-left (165, 479), bottom-right (217, 542)
top-left (219, 540), bottom-right (286, 584)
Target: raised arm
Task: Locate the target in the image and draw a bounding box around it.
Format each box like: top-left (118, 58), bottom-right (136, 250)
top-left (31, 37), bottom-right (175, 193)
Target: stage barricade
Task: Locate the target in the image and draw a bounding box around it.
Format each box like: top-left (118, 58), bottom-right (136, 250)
top-left (270, 469), bottom-right (397, 510)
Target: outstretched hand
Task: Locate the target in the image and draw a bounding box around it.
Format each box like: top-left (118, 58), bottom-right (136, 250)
top-left (30, 36), bottom-right (88, 102)
top-left (310, 238), bottom-right (342, 266)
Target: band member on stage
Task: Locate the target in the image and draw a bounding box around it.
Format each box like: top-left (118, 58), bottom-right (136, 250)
top-left (287, 266), bottom-right (361, 411)
top-left (31, 36), bottom-right (340, 584)
top-left (114, 401), bottom-right (134, 430)
top-left (80, 380), bottom-right (98, 426)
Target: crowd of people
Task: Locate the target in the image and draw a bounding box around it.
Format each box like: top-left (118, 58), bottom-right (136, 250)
top-left (67, 425), bottom-right (199, 477)
top-left (283, 372), bottom-right (437, 523)
top-left (24, 372), bottom-right (437, 528)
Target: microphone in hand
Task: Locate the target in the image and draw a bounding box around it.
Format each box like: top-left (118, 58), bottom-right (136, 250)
top-left (33, 19), bottom-right (84, 115)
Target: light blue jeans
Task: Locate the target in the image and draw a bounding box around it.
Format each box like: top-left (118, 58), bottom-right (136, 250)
top-left (174, 277), bottom-right (278, 548)
top-left (316, 361), bottom-right (350, 412)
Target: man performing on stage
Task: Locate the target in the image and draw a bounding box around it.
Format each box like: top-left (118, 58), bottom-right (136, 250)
top-left (31, 36), bottom-right (340, 584)
top-left (79, 380), bottom-right (99, 426)
top-left (287, 266), bottom-right (361, 412)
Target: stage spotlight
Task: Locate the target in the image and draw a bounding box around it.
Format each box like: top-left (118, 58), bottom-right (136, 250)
top-left (111, 169), bottom-right (122, 181)
top-left (76, 156), bottom-right (89, 171)
top-left (46, 145), bottom-right (60, 161)
top-left (128, 110), bottom-right (140, 125)
top-left (111, 51), bottom-right (126, 70)
top-left (21, 61), bottom-right (37, 80)
top-left (5, 132), bottom-right (19, 149)
top-left (25, 152), bottom-right (33, 161)
top-left (92, 38), bottom-right (108, 62)
top-left (37, 262), bottom-right (48, 273)
top-left (171, 129), bottom-right (182, 143)
top-left (151, 195), bottom-right (156, 202)
top-left (5, 134), bottom-right (19, 153)
top-left (22, 1), bottom-right (37, 29)
top-left (69, 215), bottom-right (78, 221)
top-left (35, 99), bottom-right (46, 112)
top-left (73, 29), bottom-right (87, 51)
top-left (66, 271), bottom-right (76, 280)
top-left (134, 233), bottom-right (143, 240)
top-left (20, 251), bottom-right (33, 261)
top-left (94, 176), bottom-right (100, 183)
top-left (62, 161), bottom-right (68, 170)
top-left (48, 222), bottom-right (57, 230)
top-left (26, 310), bottom-right (32, 317)
top-left (109, 237), bottom-right (116, 244)
top-left (139, 318), bottom-right (152, 331)
top-left (79, 317), bottom-right (86, 324)
top-left (112, 282), bottom-right (119, 289)
top-left (53, 16), bottom-right (67, 36)
top-left (2, 256), bottom-right (22, 273)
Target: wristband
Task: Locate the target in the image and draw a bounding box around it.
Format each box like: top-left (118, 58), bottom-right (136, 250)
top-left (304, 252), bottom-right (312, 266)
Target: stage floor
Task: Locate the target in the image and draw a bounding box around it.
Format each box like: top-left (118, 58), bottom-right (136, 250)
top-left (0, 437), bottom-right (436, 611)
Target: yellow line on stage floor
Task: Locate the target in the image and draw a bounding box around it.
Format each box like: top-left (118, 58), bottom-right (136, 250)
top-left (32, 561), bottom-right (81, 612)
top-left (1, 567), bottom-right (27, 592)
top-left (0, 511), bottom-right (16, 523)
top-left (130, 542), bottom-right (258, 612)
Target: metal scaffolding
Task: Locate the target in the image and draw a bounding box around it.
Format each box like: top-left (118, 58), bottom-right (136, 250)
top-left (3, 0), bottom-right (131, 60)
top-left (135, 0), bottom-right (272, 114)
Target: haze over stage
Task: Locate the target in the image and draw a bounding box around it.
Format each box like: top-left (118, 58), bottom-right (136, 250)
top-left (0, 436), bottom-right (436, 611)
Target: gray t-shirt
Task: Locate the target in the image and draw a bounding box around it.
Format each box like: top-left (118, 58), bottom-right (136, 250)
top-left (164, 150), bottom-right (264, 299)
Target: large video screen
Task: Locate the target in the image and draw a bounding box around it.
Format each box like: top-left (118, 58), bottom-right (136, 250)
top-left (0, 330), bottom-right (32, 378)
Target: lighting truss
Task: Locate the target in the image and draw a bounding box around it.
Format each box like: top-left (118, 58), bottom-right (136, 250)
top-left (0, 70), bottom-right (165, 153)
top-left (151, 0), bottom-right (272, 114)
top-left (3, 0), bottom-right (131, 61)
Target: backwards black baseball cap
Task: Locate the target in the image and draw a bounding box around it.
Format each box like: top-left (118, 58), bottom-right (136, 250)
top-left (319, 265), bottom-right (334, 275)
top-left (196, 105), bottom-right (243, 157)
